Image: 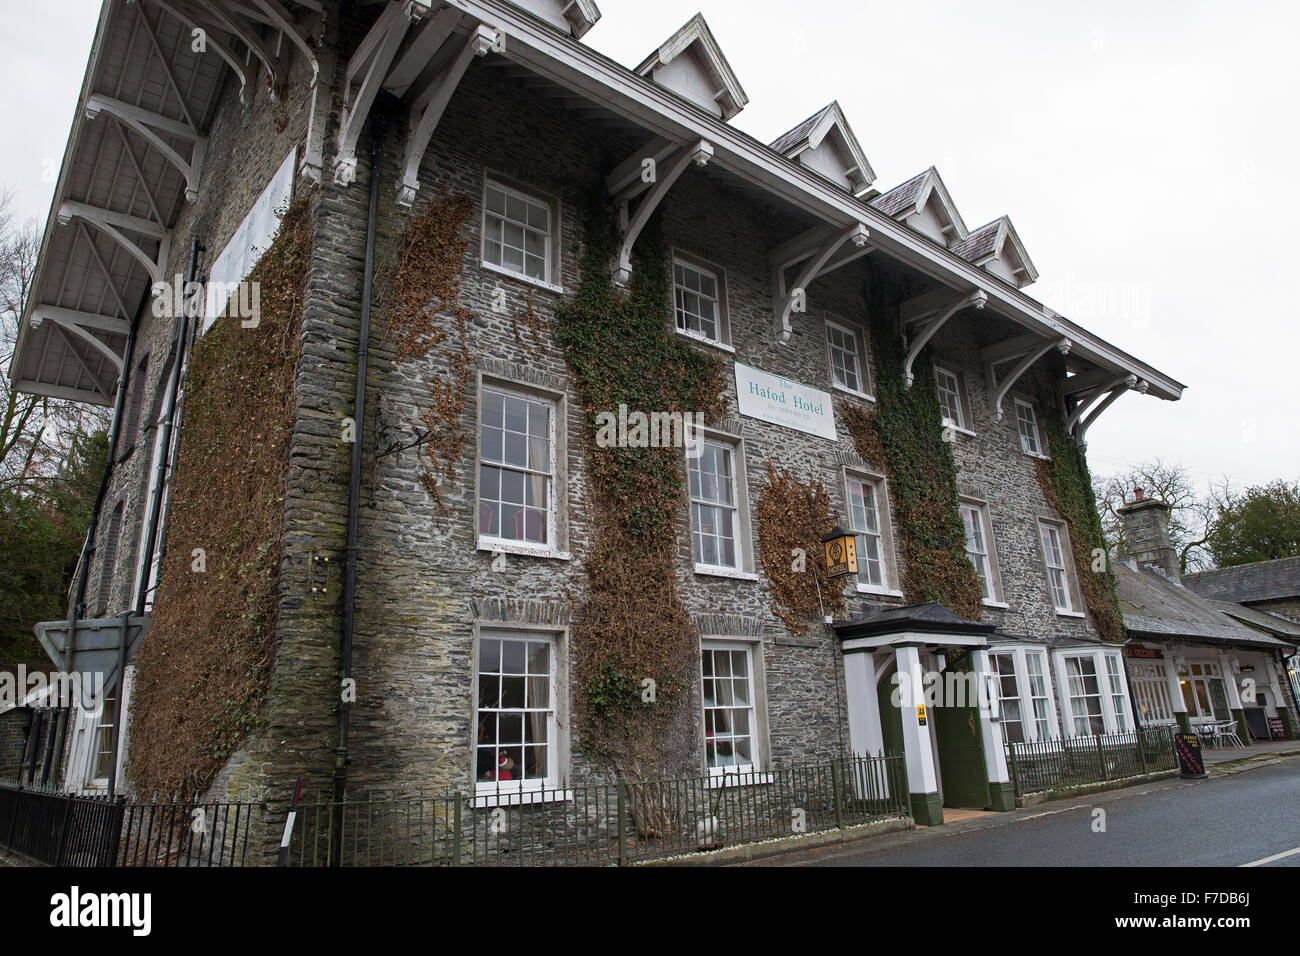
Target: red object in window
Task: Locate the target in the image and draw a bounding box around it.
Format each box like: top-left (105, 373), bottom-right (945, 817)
top-left (491, 754), bottom-right (515, 781)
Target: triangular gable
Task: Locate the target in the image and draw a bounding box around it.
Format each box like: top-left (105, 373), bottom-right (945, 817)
top-left (635, 14), bottom-right (748, 121)
top-left (871, 166), bottom-right (967, 244)
top-left (508, 0), bottom-right (601, 39)
top-left (771, 101), bottom-right (876, 197)
top-left (951, 216), bottom-right (1038, 287)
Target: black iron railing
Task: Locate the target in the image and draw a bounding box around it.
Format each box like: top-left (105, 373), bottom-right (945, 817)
top-left (0, 782), bottom-right (264, 866)
top-left (285, 754), bottom-right (910, 867)
top-left (1004, 726), bottom-right (1177, 797)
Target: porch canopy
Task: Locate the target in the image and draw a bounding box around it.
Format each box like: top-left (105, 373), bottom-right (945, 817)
top-left (834, 602), bottom-right (998, 653)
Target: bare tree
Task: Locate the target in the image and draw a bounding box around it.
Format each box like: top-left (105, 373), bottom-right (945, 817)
top-left (1093, 458), bottom-right (1233, 573)
top-left (0, 189), bottom-right (109, 494)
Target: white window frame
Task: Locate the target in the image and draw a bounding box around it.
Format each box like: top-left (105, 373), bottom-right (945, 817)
top-left (1014, 398), bottom-right (1047, 458)
top-left (934, 363), bottom-right (973, 435)
top-left (959, 498), bottom-right (1003, 605)
top-left (1128, 659), bottom-right (1176, 725)
top-left (472, 628), bottom-right (567, 805)
top-left (1054, 649), bottom-right (1132, 737)
top-left (686, 433), bottom-right (755, 579)
top-left (672, 251), bottom-right (731, 350)
top-left (700, 639), bottom-right (767, 781)
top-left (475, 377), bottom-right (569, 560)
top-left (1178, 660), bottom-right (1229, 721)
top-left (1038, 518), bottom-right (1081, 616)
top-left (824, 315), bottom-right (873, 400)
top-left (989, 646), bottom-right (1058, 743)
top-left (481, 174), bottom-right (562, 292)
top-left (844, 469), bottom-right (899, 596)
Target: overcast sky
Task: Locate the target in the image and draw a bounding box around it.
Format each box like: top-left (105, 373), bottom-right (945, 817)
top-left (2, 0), bottom-right (1296, 492)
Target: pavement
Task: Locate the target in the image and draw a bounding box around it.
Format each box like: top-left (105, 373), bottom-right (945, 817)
top-left (738, 752), bottom-right (1300, 866)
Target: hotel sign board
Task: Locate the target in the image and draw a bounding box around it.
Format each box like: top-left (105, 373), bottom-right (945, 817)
top-left (734, 362), bottom-right (836, 440)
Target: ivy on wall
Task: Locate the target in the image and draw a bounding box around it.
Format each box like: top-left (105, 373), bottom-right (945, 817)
top-left (841, 267), bottom-right (984, 621)
top-left (128, 198), bottom-right (312, 798)
top-left (755, 463), bottom-right (844, 635)
top-left (1035, 418), bottom-right (1126, 643)
top-left (378, 188), bottom-right (475, 514)
top-left (554, 194), bottom-right (726, 783)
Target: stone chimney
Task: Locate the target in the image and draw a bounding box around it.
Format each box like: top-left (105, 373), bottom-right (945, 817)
top-left (1117, 487), bottom-right (1180, 579)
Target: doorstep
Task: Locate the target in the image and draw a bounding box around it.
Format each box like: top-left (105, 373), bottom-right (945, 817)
top-left (638, 815), bottom-right (914, 866)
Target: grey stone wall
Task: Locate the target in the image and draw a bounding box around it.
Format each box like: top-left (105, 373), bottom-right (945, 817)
top-left (291, 58), bottom-right (1107, 797)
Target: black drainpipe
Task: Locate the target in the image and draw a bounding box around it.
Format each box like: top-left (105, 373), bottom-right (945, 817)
top-left (333, 119), bottom-right (385, 840)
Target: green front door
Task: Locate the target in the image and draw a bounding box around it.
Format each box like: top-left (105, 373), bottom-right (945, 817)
top-left (877, 662), bottom-right (904, 757)
top-left (934, 655), bottom-right (991, 809)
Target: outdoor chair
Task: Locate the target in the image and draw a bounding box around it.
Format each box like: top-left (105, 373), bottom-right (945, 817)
top-left (1217, 720), bottom-right (1247, 749)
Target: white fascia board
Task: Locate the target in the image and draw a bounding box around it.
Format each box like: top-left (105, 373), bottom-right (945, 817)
top-left (417, 0), bottom-right (1187, 400)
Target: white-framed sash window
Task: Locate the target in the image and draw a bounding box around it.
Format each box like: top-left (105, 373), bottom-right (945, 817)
top-left (934, 364), bottom-right (968, 431)
top-left (1055, 650), bottom-right (1132, 736)
top-left (673, 257), bottom-right (727, 346)
top-left (825, 317), bottom-right (868, 396)
top-left (846, 475), bottom-right (885, 589)
top-left (1039, 521), bottom-right (1074, 613)
top-left (483, 178), bottom-right (554, 285)
top-left (474, 632), bottom-right (559, 795)
top-left (702, 642), bottom-right (758, 776)
top-left (960, 501), bottom-right (1000, 602)
top-left (1015, 399), bottom-right (1043, 456)
top-left (688, 439), bottom-right (742, 572)
top-left (478, 384), bottom-right (556, 550)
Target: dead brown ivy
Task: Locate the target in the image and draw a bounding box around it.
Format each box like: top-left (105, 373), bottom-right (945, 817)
top-left (127, 197), bottom-right (311, 798)
top-left (511, 292), bottom-right (543, 357)
top-left (755, 463), bottom-right (845, 635)
top-left (379, 189), bottom-right (475, 514)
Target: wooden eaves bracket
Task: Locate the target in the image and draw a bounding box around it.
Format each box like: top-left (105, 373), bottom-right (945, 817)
top-left (901, 289), bottom-right (987, 387)
top-left (396, 24), bottom-right (500, 207)
top-left (608, 139), bottom-right (714, 283)
top-left (29, 306), bottom-right (130, 374)
top-left (769, 222), bottom-right (871, 343)
top-left (1062, 371), bottom-right (1147, 448)
top-left (58, 201), bottom-right (170, 287)
top-left (335, 1), bottom-right (432, 186)
top-left (981, 333), bottom-right (1071, 420)
top-left (85, 94), bottom-right (207, 203)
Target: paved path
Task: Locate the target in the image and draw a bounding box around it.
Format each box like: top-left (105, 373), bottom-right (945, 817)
top-left (741, 755), bottom-right (1300, 867)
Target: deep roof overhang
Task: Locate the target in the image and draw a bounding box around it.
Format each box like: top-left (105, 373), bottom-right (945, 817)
top-left (7, 0), bottom-right (321, 407)
top-left (446, 0), bottom-right (1184, 402)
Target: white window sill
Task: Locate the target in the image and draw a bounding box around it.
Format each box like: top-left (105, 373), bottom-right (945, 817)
top-left (982, 599), bottom-right (1010, 609)
top-left (1056, 608), bottom-right (1087, 619)
top-left (480, 260), bottom-right (564, 295)
top-left (942, 423), bottom-right (977, 438)
top-left (675, 328), bottom-right (735, 353)
top-left (1022, 451), bottom-right (1051, 461)
top-left (478, 539), bottom-right (572, 561)
top-left (471, 787), bottom-right (573, 809)
top-left (707, 771), bottom-right (773, 789)
top-left (858, 584), bottom-right (904, 598)
top-left (832, 384), bottom-right (877, 403)
top-left (694, 564), bottom-right (759, 582)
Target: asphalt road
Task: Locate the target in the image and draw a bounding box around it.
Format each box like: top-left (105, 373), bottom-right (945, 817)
top-left (743, 757), bottom-right (1300, 867)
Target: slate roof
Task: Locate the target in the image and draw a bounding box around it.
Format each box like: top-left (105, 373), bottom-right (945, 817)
top-left (1115, 563), bottom-right (1295, 651)
top-left (1210, 600), bottom-right (1300, 642)
top-left (951, 219), bottom-right (1002, 262)
top-left (1182, 556), bottom-right (1300, 605)
top-left (770, 104), bottom-right (834, 155)
top-left (870, 169), bottom-right (929, 217)
top-left (834, 602), bottom-right (997, 639)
